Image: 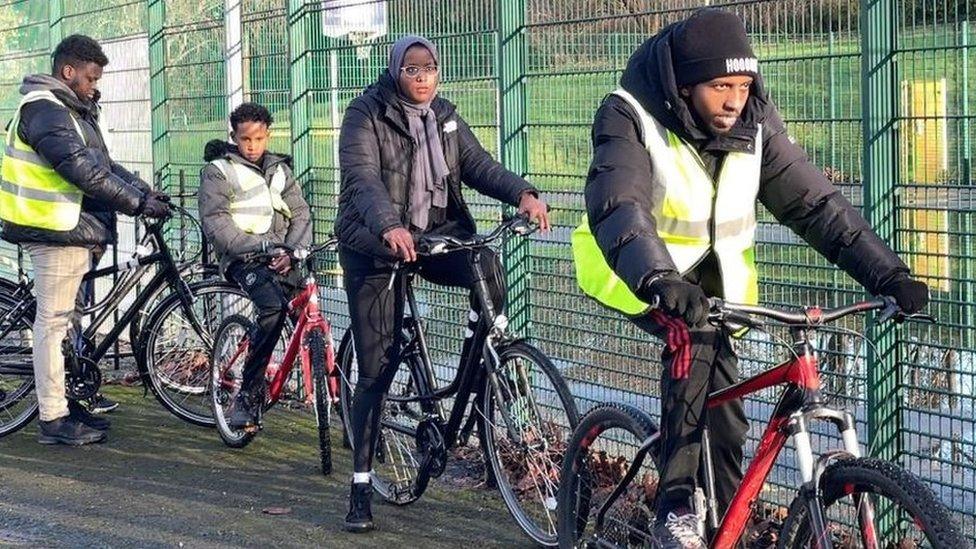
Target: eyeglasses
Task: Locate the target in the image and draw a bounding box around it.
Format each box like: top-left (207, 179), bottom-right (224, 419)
top-left (400, 65), bottom-right (439, 78)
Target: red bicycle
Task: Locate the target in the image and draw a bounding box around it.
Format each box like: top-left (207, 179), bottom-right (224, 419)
top-left (557, 298), bottom-right (966, 548)
top-left (209, 238), bottom-right (341, 475)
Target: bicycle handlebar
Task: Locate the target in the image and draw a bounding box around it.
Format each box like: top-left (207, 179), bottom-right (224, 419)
top-left (414, 213), bottom-right (537, 256)
top-left (240, 237), bottom-right (339, 265)
top-left (708, 297), bottom-right (935, 329)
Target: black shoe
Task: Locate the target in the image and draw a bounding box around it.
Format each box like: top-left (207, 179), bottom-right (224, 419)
top-left (38, 416), bottom-right (107, 446)
top-left (69, 400), bottom-right (110, 431)
top-left (228, 390), bottom-right (259, 430)
top-left (344, 482), bottom-right (374, 533)
top-left (88, 393), bottom-right (119, 414)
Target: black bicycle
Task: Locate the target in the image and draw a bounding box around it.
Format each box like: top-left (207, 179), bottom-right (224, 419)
top-left (0, 206), bottom-right (249, 437)
top-left (337, 214), bottom-right (580, 546)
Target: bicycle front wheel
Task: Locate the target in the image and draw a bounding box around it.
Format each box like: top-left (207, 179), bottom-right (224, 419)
top-left (0, 292), bottom-right (37, 438)
top-left (556, 402), bottom-right (660, 549)
top-left (778, 457), bottom-right (966, 548)
top-left (141, 280), bottom-right (251, 426)
top-left (480, 340), bottom-right (579, 546)
top-left (308, 329), bottom-right (334, 476)
top-left (210, 314), bottom-right (257, 448)
top-left (337, 330), bottom-right (425, 505)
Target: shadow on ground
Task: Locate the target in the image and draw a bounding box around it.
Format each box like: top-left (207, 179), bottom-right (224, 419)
top-left (0, 386), bottom-right (532, 548)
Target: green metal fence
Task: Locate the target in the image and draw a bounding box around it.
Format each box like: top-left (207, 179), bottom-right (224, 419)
top-left (0, 0), bottom-right (973, 538)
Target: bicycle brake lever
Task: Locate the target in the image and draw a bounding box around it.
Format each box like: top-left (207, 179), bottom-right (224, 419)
top-left (904, 312), bottom-right (937, 324)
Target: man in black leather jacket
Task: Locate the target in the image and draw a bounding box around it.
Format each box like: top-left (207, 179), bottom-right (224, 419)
top-left (0, 35), bottom-right (170, 445)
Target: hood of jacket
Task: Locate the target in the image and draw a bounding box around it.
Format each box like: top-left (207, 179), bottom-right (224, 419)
top-left (19, 73), bottom-right (100, 119)
top-left (618, 21), bottom-right (771, 153)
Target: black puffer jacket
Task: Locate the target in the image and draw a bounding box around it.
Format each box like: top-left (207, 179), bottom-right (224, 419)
top-left (335, 72), bottom-right (536, 260)
top-left (586, 22), bottom-right (910, 298)
top-left (1, 74), bottom-right (149, 247)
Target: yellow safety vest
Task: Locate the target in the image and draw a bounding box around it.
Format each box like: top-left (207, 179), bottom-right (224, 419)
top-left (210, 158), bottom-right (291, 235)
top-left (573, 88), bottom-right (762, 316)
top-left (0, 90), bottom-right (86, 231)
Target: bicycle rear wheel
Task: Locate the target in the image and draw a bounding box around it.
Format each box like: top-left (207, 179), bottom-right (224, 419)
top-left (337, 330), bottom-right (425, 505)
top-left (778, 457), bottom-right (966, 548)
top-left (556, 402), bottom-right (661, 549)
top-left (141, 280), bottom-right (251, 426)
top-left (210, 314), bottom-right (257, 448)
top-left (480, 340), bottom-right (579, 546)
top-left (0, 292), bottom-right (37, 438)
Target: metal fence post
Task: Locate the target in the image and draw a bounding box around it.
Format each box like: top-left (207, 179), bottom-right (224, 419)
top-left (224, 0), bottom-right (244, 113)
top-left (148, 0), bottom-right (169, 195)
top-left (861, 0), bottom-right (902, 463)
top-left (48, 0), bottom-right (64, 47)
top-left (498, 0), bottom-right (530, 336)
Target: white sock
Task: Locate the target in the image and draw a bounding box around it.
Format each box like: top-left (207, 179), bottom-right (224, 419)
top-left (352, 472), bottom-right (371, 484)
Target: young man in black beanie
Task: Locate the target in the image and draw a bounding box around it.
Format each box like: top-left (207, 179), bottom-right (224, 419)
top-left (572, 8), bottom-right (928, 547)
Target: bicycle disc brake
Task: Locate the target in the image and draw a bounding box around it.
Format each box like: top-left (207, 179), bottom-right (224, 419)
top-left (65, 356), bottom-right (102, 400)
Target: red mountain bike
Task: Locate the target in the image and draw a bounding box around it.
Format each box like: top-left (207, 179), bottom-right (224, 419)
top-left (557, 298), bottom-right (966, 548)
top-left (209, 239), bottom-right (340, 475)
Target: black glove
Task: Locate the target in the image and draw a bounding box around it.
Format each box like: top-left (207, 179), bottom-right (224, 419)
top-left (878, 277), bottom-right (929, 315)
top-left (141, 195), bottom-right (171, 219)
top-left (152, 190), bottom-right (171, 203)
top-left (637, 274), bottom-right (710, 327)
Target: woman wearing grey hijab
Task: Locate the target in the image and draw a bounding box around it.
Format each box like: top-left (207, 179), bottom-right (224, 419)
top-left (336, 34), bottom-right (550, 533)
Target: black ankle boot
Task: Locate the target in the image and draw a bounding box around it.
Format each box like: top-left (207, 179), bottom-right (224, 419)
top-left (344, 482), bottom-right (374, 533)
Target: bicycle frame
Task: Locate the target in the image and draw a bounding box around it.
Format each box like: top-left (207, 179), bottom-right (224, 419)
top-left (381, 242), bottom-right (515, 451)
top-left (0, 220), bottom-right (204, 375)
top-left (219, 272), bottom-right (338, 408)
top-left (599, 321), bottom-right (865, 549)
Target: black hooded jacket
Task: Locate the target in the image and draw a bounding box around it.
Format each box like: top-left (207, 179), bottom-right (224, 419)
top-left (334, 72), bottom-right (536, 261)
top-left (1, 74), bottom-right (149, 247)
top-left (586, 23), bottom-right (910, 298)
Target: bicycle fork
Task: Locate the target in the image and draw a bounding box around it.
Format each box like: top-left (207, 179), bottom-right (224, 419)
top-left (789, 409), bottom-right (878, 549)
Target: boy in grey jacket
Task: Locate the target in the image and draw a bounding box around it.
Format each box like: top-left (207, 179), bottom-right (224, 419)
top-left (198, 102), bottom-right (311, 429)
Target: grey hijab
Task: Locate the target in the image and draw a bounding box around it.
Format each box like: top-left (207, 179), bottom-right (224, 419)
top-left (388, 35), bottom-right (450, 231)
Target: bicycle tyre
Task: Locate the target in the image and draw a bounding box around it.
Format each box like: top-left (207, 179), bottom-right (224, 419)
top-left (308, 329), bottom-right (333, 476)
top-left (210, 314), bottom-right (257, 448)
top-left (556, 402), bottom-right (660, 549)
top-left (777, 457), bottom-right (966, 549)
top-left (0, 292), bottom-right (37, 438)
top-left (480, 340), bottom-right (580, 547)
top-left (140, 279), bottom-right (251, 426)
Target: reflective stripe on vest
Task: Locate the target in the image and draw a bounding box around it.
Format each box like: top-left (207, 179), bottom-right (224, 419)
top-left (572, 88), bottom-right (762, 316)
top-left (0, 90), bottom-right (86, 231)
top-left (211, 158), bottom-right (291, 235)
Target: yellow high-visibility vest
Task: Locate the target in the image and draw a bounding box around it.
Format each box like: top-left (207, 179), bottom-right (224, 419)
top-left (210, 157), bottom-right (291, 235)
top-left (0, 90), bottom-right (86, 231)
top-left (573, 88), bottom-right (762, 316)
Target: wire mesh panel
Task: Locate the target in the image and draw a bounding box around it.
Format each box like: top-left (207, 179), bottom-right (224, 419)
top-left (895, 0), bottom-right (976, 540)
top-left (0, 0), bottom-right (50, 278)
top-left (293, 0), bottom-right (502, 388)
top-left (149, 0), bottom-right (226, 260)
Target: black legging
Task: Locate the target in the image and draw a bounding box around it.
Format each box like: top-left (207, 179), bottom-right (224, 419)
top-left (227, 260), bottom-right (302, 393)
top-left (340, 246), bottom-right (506, 473)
